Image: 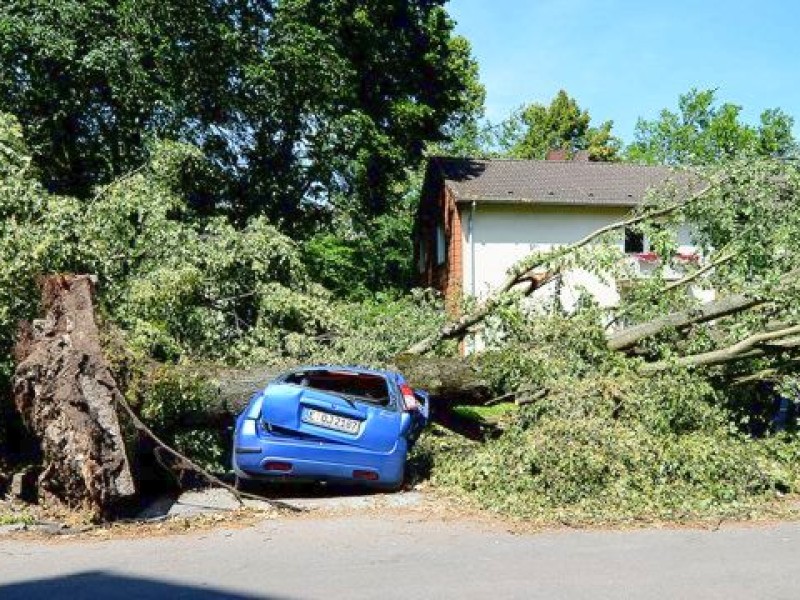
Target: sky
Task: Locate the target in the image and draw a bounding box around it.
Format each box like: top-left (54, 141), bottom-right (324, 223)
top-left (448, 0), bottom-right (800, 143)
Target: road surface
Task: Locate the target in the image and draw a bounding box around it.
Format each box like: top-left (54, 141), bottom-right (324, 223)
top-left (1, 514), bottom-right (798, 599)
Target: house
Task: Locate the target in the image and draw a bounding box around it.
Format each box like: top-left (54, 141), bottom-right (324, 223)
top-left (415, 154), bottom-right (700, 315)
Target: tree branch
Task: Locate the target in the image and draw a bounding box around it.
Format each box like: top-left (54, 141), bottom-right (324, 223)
top-left (113, 394), bottom-right (301, 512)
top-left (608, 267), bottom-right (800, 352)
top-left (662, 250), bottom-right (735, 292)
top-left (639, 324), bottom-right (800, 373)
top-left (605, 249), bottom-right (735, 332)
top-left (731, 357), bottom-right (800, 385)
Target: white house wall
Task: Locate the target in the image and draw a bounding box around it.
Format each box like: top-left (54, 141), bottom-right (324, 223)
top-left (462, 203), bottom-right (629, 298)
top-left (459, 202), bottom-right (702, 312)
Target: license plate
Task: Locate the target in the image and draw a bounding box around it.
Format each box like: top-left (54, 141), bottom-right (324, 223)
top-left (303, 408), bottom-right (360, 435)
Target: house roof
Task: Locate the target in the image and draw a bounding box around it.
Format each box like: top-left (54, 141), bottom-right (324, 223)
top-left (428, 156), bottom-right (692, 207)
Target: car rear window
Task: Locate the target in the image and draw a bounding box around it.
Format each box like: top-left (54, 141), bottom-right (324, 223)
top-left (284, 370), bottom-right (392, 407)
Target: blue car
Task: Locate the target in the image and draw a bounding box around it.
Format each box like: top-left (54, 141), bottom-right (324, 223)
top-left (233, 366), bottom-right (429, 490)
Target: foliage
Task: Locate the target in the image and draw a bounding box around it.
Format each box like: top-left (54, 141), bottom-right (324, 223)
top-left (0, 113), bottom-right (447, 370)
top-left (0, 0), bottom-right (262, 196)
top-left (0, 0), bottom-right (483, 227)
top-left (0, 113), bottom-right (447, 469)
top-left (429, 418), bottom-right (798, 524)
top-left (231, 289), bottom-right (446, 368)
top-left (627, 88), bottom-right (797, 165)
top-left (449, 403), bottom-right (516, 425)
top-left (420, 157), bottom-right (800, 524)
top-left (302, 180), bottom-right (419, 298)
top-left (0, 133), bottom-right (309, 370)
top-left (0, 511), bottom-right (35, 526)
top-left (425, 306), bottom-right (800, 523)
top-left (620, 158), bottom-right (800, 368)
top-left (497, 90), bottom-right (622, 161)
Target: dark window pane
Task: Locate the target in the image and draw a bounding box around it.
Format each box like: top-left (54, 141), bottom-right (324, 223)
top-left (624, 228), bottom-right (645, 253)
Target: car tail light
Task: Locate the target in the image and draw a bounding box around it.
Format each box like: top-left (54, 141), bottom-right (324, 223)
top-left (353, 470), bottom-right (379, 481)
top-left (399, 383), bottom-right (419, 412)
top-left (263, 461), bottom-right (292, 472)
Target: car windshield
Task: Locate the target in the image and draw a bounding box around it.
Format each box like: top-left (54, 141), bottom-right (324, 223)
top-left (284, 370), bottom-right (392, 407)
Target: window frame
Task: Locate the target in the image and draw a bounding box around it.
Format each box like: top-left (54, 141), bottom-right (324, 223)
top-left (435, 223), bottom-right (446, 266)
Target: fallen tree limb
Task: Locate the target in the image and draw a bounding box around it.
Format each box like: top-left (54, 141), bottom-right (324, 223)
top-left (605, 250), bottom-right (736, 332)
top-left (608, 292), bottom-right (765, 352)
top-left (482, 387), bottom-right (538, 406)
top-left (404, 271), bottom-right (559, 356)
top-left (515, 388), bottom-right (549, 406)
top-left (731, 357), bottom-right (800, 385)
top-left (608, 267), bottom-right (800, 352)
top-left (662, 250), bottom-right (735, 293)
top-left (639, 324), bottom-right (800, 373)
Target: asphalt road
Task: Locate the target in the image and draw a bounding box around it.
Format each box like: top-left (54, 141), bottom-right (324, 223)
top-left (1, 514), bottom-right (798, 599)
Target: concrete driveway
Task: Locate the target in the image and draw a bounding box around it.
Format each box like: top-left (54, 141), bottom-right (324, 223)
top-left (1, 513), bottom-right (798, 599)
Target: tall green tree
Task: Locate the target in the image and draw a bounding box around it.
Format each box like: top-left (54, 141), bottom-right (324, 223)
top-left (626, 88), bottom-right (797, 165)
top-left (242, 0), bottom-right (483, 223)
top-left (498, 90), bottom-right (621, 161)
top-left (0, 0), bottom-right (262, 197)
top-left (0, 0), bottom-right (482, 224)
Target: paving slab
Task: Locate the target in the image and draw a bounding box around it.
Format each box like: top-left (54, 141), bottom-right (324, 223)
top-left (168, 487), bottom-right (424, 516)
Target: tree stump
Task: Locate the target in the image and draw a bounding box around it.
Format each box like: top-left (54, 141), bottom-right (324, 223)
top-left (13, 275), bottom-right (135, 518)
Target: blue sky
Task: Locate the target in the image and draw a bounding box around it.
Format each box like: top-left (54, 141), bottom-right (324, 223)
top-left (448, 0), bottom-right (800, 143)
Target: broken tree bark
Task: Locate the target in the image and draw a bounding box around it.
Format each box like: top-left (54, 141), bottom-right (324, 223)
top-left (13, 275), bottom-right (136, 517)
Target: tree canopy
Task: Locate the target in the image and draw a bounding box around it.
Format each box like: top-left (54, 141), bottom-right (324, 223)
top-left (497, 90), bottom-right (621, 161)
top-left (0, 0), bottom-right (483, 224)
top-left (626, 88), bottom-right (797, 165)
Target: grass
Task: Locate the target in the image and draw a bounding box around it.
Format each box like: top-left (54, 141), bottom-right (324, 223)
top-left (0, 510), bottom-right (35, 526)
top-left (450, 402), bottom-right (516, 425)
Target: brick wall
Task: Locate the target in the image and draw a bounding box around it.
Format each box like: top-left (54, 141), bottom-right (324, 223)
top-left (416, 185), bottom-right (463, 315)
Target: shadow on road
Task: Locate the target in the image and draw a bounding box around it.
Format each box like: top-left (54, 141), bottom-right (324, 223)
top-left (242, 479), bottom-right (390, 500)
top-left (0, 570), bottom-right (294, 600)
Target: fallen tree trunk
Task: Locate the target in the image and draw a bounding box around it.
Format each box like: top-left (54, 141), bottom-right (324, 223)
top-left (608, 291), bottom-right (764, 352)
top-left (608, 267), bottom-right (800, 352)
top-left (13, 275), bottom-right (136, 518)
top-left (198, 355), bottom-right (493, 427)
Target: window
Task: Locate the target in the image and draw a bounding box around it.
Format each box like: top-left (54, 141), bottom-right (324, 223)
top-left (624, 228), bottom-right (645, 254)
top-left (417, 238), bottom-right (427, 273)
top-left (435, 223), bottom-right (446, 265)
top-left (284, 370), bottom-right (391, 407)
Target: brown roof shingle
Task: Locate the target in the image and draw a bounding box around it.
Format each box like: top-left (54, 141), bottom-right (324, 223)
top-left (429, 157), bottom-right (690, 207)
